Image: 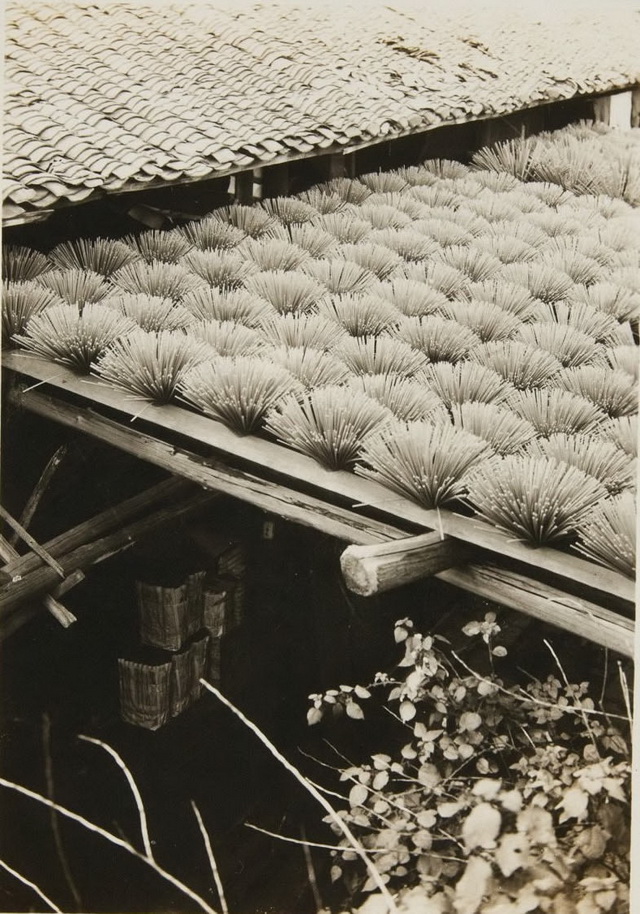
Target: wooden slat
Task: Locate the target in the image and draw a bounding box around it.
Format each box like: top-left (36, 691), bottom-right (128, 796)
top-left (10, 386), bottom-right (408, 547)
top-left (438, 564), bottom-right (634, 658)
top-left (341, 532), bottom-right (468, 596)
top-left (4, 353), bottom-right (635, 607)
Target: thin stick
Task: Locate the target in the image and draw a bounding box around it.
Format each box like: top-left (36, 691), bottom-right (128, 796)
top-left (618, 662), bottom-right (633, 724)
top-left (544, 638), bottom-right (599, 754)
top-left (43, 714), bottom-right (83, 911)
top-left (599, 648), bottom-right (609, 709)
top-left (300, 824), bottom-right (323, 914)
top-left (246, 821), bottom-right (351, 852)
top-left (78, 735), bottom-right (154, 860)
top-left (199, 680), bottom-right (398, 913)
top-left (0, 505), bottom-right (65, 578)
top-left (0, 857), bottom-right (62, 913)
top-left (10, 445), bottom-right (68, 547)
top-left (0, 777), bottom-right (218, 914)
top-left (191, 800), bottom-right (229, 914)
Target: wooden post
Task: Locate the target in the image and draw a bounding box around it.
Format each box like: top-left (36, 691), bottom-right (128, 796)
top-left (340, 532), bottom-right (467, 596)
top-left (234, 170), bottom-right (254, 205)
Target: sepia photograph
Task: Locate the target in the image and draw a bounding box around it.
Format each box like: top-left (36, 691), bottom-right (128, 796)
top-left (1, 1), bottom-right (638, 912)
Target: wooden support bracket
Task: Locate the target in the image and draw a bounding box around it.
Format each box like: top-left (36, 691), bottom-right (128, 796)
top-left (340, 532), bottom-right (467, 596)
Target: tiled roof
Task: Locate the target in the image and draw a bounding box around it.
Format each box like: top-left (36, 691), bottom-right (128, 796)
top-left (4, 0), bottom-right (640, 224)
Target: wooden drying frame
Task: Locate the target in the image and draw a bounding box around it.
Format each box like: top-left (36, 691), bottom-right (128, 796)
top-left (2, 351), bottom-right (635, 657)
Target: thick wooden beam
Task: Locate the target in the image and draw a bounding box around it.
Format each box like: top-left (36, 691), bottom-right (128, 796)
top-left (341, 532), bottom-right (467, 596)
top-left (438, 564), bottom-right (634, 658)
top-left (11, 386), bottom-right (408, 547)
top-left (4, 355), bottom-right (634, 609)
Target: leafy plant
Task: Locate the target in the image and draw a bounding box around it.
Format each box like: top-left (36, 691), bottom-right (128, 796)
top-left (308, 616), bottom-right (631, 913)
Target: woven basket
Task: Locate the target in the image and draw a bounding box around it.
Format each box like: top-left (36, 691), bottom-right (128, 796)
top-left (137, 580), bottom-right (190, 651)
top-left (118, 659), bottom-right (172, 730)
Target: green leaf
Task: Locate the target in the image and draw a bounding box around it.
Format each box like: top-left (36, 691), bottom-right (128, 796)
top-left (472, 779), bottom-right (502, 800)
top-left (461, 802), bottom-right (502, 851)
top-left (372, 770), bottom-right (389, 791)
top-left (418, 763), bottom-right (441, 789)
top-left (516, 806), bottom-right (556, 845)
top-left (557, 786), bottom-right (589, 823)
top-left (355, 685), bottom-right (372, 699)
top-left (459, 711), bottom-right (482, 732)
top-left (372, 753), bottom-right (391, 770)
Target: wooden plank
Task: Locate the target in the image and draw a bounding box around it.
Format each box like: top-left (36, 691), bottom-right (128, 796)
top-left (11, 386), bottom-right (409, 547)
top-left (341, 532), bottom-right (467, 596)
top-left (438, 564), bottom-right (634, 658)
top-left (4, 353), bottom-right (634, 606)
top-left (0, 476), bottom-right (191, 583)
top-left (0, 487), bottom-right (216, 619)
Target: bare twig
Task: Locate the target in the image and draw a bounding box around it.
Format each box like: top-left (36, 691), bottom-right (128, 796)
top-left (301, 824), bottom-right (323, 913)
top-left (43, 714), bottom-right (83, 910)
top-left (618, 662), bottom-right (633, 724)
top-left (246, 821), bottom-right (353, 852)
top-left (191, 801), bottom-right (229, 914)
top-left (78, 735), bottom-right (154, 860)
top-left (0, 777), bottom-right (218, 914)
top-left (0, 857), bottom-right (62, 913)
top-left (200, 680), bottom-right (398, 913)
top-left (544, 639), bottom-right (599, 754)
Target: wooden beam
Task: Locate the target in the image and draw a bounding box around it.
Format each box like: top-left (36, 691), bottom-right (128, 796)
top-left (0, 486), bottom-right (216, 620)
top-left (4, 356), bottom-right (634, 608)
top-left (438, 564), bottom-right (634, 659)
top-left (9, 444), bottom-right (68, 546)
top-left (0, 534), bottom-right (77, 627)
top-left (0, 505), bottom-right (65, 578)
top-left (10, 386), bottom-right (409, 547)
top-left (341, 532), bottom-right (467, 596)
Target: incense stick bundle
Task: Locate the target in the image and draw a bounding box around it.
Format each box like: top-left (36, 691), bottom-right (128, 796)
top-left (320, 177), bottom-right (373, 204)
top-left (353, 203), bottom-right (412, 231)
top-left (211, 204), bottom-right (282, 238)
top-left (93, 329), bottom-right (212, 402)
top-left (259, 197), bottom-right (317, 225)
top-left (412, 218), bottom-right (473, 249)
top-left (484, 218), bottom-right (548, 249)
top-left (606, 346), bottom-right (639, 380)
top-left (13, 303), bottom-right (136, 373)
top-left (574, 492), bottom-right (636, 578)
top-left (368, 229), bottom-right (438, 262)
top-left (302, 259), bottom-right (377, 294)
top-left (553, 366), bottom-right (638, 418)
top-left (527, 211), bottom-right (583, 238)
top-left (419, 261), bottom-right (469, 298)
top-left (376, 279), bottom-right (450, 318)
top-left (347, 374), bottom-right (447, 423)
top-left (420, 159), bottom-right (469, 179)
top-left (408, 184), bottom-right (460, 208)
top-left (470, 340), bottom-right (562, 389)
top-left (337, 336), bottom-right (428, 377)
top-left (464, 281), bottom-right (540, 321)
top-left (265, 386), bottom-right (390, 470)
top-left (471, 137), bottom-right (539, 180)
top-left (542, 252), bottom-right (604, 286)
top-left (526, 432), bottom-right (636, 494)
top-left (48, 238), bottom-right (138, 276)
top-left (466, 455), bottom-right (607, 545)
top-left (36, 268), bottom-right (111, 306)
top-left (473, 235), bottom-right (537, 265)
top-left (445, 300), bottom-right (522, 342)
top-left (239, 238), bottom-right (310, 272)
top-left (395, 165), bottom-right (439, 186)
top-left (110, 260), bottom-right (205, 300)
top-left (364, 192), bottom-right (429, 220)
top-left (179, 218), bottom-right (245, 252)
top-left (335, 243), bottom-right (402, 280)
top-left (102, 293), bottom-right (196, 332)
top-left (285, 223), bottom-right (338, 258)
top-left (296, 188), bottom-right (347, 215)
top-left (246, 270), bottom-right (326, 314)
top-left (601, 415), bottom-right (638, 457)
top-left (508, 388), bottom-right (606, 436)
top-left (422, 361), bottom-right (514, 408)
top-left (187, 319), bottom-right (263, 357)
top-left (258, 313), bottom-right (347, 350)
top-left (435, 245), bottom-right (503, 282)
top-left (358, 171), bottom-right (408, 193)
top-left (357, 420), bottom-right (490, 508)
top-left (449, 402), bottom-right (536, 454)
top-left (517, 322), bottom-right (604, 368)
top-left (124, 229), bottom-right (194, 262)
top-left (567, 282), bottom-right (638, 322)
top-left (499, 262), bottom-right (574, 304)
top-left (3, 245), bottom-right (52, 283)
top-left (182, 249), bottom-right (256, 289)
top-left (538, 301), bottom-right (620, 345)
top-left (318, 294), bottom-right (400, 337)
top-left (182, 286), bottom-right (275, 326)
top-left (1, 281), bottom-right (61, 346)
top-left (179, 356), bottom-right (300, 433)
top-left (394, 315), bottom-right (480, 362)
top-left (265, 346), bottom-right (351, 388)
top-left (519, 181), bottom-right (573, 207)
top-left (314, 212), bottom-right (373, 242)
top-left (460, 196), bottom-right (521, 224)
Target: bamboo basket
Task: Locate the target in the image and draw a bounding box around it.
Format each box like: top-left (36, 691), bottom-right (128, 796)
top-left (136, 580), bottom-right (190, 651)
top-left (118, 659), bottom-right (172, 730)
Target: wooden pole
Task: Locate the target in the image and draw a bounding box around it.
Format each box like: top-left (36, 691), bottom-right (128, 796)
top-left (0, 535), bottom-right (77, 627)
top-left (9, 445), bottom-right (68, 547)
top-left (0, 505), bottom-right (65, 579)
top-left (340, 532), bottom-right (467, 596)
top-left (0, 487), bottom-right (216, 620)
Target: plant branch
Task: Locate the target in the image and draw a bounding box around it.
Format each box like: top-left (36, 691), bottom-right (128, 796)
top-left (0, 857), bottom-right (63, 913)
top-left (191, 801), bottom-right (228, 914)
top-left (0, 777), bottom-right (218, 914)
top-left (200, 679), bottom-right (399, 913)
top-left (78, 735), bottom-right (154, 860)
